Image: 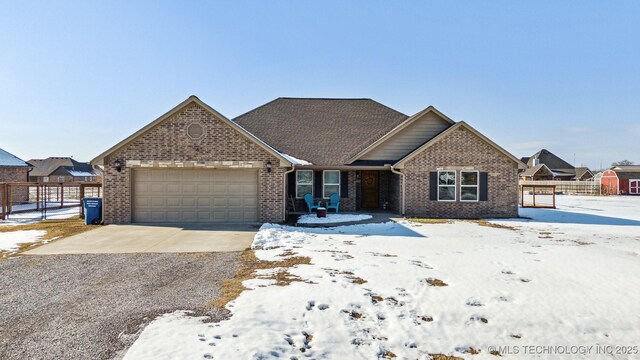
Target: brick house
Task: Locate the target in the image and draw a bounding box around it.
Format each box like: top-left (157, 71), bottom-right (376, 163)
top-left (0, 148), bottom-right (31, 204)
top-left (520, 149), bottom-right (593, 181)
top-left (92, 96), bottom-right (525, 224)
top-left (28, 157), bottom-right (100, 183)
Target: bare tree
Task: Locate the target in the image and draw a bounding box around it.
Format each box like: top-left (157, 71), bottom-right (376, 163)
top-left (611, 160), bottom-right (634, 167)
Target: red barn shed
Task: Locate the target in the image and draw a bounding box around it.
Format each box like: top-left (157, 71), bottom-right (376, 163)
top-left (601, 170), bottom-right (619, 195)
top-left (604, 166), bottom-right (640, 195)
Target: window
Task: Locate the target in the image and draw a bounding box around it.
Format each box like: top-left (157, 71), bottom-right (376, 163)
top-left (43, 177), bottom-right (49, 182)
top-left (295, 170), bottom-right (313, 198)
top-left (57, 176), bottom-right (65, 182)
top-left (323, 170), bottom-right (340, 198)
top-left (437, 170), bottom-right (456, 201)
top-left (460, 170), bottom-right (479, 201)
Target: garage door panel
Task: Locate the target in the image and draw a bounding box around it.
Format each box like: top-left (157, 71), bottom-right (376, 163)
top-left (213, 184), bottom-right (227, 194)
top-left (182, 184), bottom-right (196, 194)
top-left (166, 184), bottom-right (181, 194)
top-left (133, 169), bottom-right (258, 223)
top-left (228, 197), bottom-right (243, 207)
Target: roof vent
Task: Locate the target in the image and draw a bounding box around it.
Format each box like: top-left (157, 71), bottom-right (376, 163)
top-left (187, 123), bottom-right (205, 140)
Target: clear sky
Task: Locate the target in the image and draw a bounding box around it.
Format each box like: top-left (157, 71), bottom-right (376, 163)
top-left (1, 1), bottom-right (639, 170)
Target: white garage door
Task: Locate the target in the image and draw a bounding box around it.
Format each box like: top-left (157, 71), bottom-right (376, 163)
top-left (133, 169), bottom-right (258, 223)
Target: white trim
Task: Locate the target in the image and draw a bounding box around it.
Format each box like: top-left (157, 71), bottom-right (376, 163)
top-left (460, 170), bottom-right (480, 202)
top-left (347, 106), bottom-right (455, 163)
top-left (322, 170), bottom-right (341, 199)
top-left (395, 122), bottom-right (527, 170)
top-left (437, 170), bottom-right (456, 202)
top-left (295, 170), bottom-right (313, 199)
top-left (630, 179), bottom-right (640, 195)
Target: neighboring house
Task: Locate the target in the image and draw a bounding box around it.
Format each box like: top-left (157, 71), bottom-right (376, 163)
top-left (27, 157), bottom-right (100, 183)
top-left (520, 149), bottom-right (593, 181)
top-left (601, 166), bottom-right (640, 195)
top-left (0, 148), bottom-right (31, 203)
top-left (91, 96), bottom-right (525, 224)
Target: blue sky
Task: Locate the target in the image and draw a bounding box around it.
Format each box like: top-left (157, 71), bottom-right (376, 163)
top-left (1, 1), bottom-right (638, 170)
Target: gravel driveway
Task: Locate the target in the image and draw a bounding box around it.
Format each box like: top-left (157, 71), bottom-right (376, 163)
top-left (0, 252), bottom-right (240, 360)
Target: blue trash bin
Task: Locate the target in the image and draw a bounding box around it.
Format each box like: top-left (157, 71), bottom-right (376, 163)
top-left (83, 198), bottom-right (103, 225)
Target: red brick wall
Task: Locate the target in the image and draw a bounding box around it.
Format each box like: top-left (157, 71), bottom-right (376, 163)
top-left (402, 126), bottom-right (519, 218)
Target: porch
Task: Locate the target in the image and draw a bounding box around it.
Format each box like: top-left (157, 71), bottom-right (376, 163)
top-left (287, 169), bottom-right (401, 215)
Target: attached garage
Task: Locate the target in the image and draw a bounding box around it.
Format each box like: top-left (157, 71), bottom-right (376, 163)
top-left (132, 169), bottom-right (258, 223)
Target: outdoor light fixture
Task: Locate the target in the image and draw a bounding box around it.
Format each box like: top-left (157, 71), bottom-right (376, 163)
top-left (266, 160), bottom-right (272, 173)
top-left (114, 159), bottom-right (122, 173)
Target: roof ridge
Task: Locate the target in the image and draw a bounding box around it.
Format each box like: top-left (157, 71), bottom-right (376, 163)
top-left (276, 97), bottom-right (374, 100)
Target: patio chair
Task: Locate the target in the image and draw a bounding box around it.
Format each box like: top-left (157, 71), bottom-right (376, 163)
top-left (326, 193), bottom-right (340, 213)
top-left (304, 193), bottom-right (320, 213)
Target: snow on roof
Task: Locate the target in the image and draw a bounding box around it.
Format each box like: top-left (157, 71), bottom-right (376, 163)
top-left (0, 148), bottom-right (30, 167)
top-left (281, 153), bottom-right (312, 166)
top-left (66, 170), bottom-right (97, 177)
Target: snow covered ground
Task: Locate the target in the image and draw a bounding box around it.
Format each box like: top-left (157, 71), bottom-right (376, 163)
top-left (0, 205), bottom-right (80, 226)
top-left (124, 195), bottom-right (640, 359)
top-left (0, 230), bottom-right (47, 252)
top-left (297, 213), bottom-right (373, 224)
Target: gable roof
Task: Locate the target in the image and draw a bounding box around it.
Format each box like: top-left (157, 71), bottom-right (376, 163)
top-left (28, 157), bottom-right (96, 177)
top-left (573, 167), bottom-right (593, 179)
top-left (91, 96), bottom-right (292, 167)
top-left (520, 163), bottom-right (553, 177)
top-left (0, 148), bottom-right (30, 167)
top-left (233, 98), bottom-right (409, 166)
top-left (346, 106), bottom-right (455, 163)
top-left (526, 149), bottom-right (574, 170)
top-left (394, 122), bottom-right (527, 169)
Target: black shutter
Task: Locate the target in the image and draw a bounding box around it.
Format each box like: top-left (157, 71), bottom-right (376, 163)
top-left (340, 171), bottom-right (349, 198)
top-left (479, 172), bottom-right (488, 201)
top-left (313, 171), bottom-right (323, 198)
top-left (287, 172), bottom-right (296, 198)
top-left (429, 172), bottom-right (438, 200)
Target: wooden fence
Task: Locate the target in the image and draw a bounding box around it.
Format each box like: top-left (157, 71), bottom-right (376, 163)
top-left (519, 180), bottom-right (602, 196)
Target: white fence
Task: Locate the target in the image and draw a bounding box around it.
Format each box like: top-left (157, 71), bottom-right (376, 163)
top-left (519, 180), bottom-right (601, 196)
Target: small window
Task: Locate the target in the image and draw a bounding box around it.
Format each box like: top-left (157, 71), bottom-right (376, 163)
top-left (323, 170), bottom-right (340, 198)
top-left (460, 170), bottom-right (479, 202)
top-left (43, 176), bottom-right (49, 182)
top-left (295, 170), bottom-right (313, 198)
top-left (437, 170), bottom-right (456, 201)
top-left (58, 176), bottom-right (65, 182)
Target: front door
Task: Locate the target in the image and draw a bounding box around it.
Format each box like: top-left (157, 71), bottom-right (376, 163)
top-left (361, 171), bottom-right (379, 209)
top-left (630, 180), bottom-right (640, 195)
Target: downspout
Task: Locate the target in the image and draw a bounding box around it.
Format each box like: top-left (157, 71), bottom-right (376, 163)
top-left (389, 165), bottom-right (405, 215)
top-left (283, 165), bottom-right (296, 222)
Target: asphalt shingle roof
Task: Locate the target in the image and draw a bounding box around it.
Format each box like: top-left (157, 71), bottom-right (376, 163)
top-left (233, 98), bottom-right (409, 166)
top-left (0, 148), bottom-right (30, 167)
top-left (27, 157), bottom-right (95, 177)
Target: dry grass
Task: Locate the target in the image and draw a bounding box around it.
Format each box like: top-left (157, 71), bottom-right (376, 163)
top-left (425, 278), bottom-right (448, 287)
top-left (349, 276), bottom-right (368, 285)
top-left (381, 350), bottom-right (397, 358)
top-left (0, 217), bottom-right (95, 258)
top-left (342, 309), bottom-right (364, 319)
top-left (469, 219), bottom-right (517, 231)
top-left (408, 218), bottom-right (451, 224)
top-left (430, 354), bottom-right (464, 360)
top-left (464, 347), bottom-right (480, 355)
top-left (210, 249), bottom-right (311, 308)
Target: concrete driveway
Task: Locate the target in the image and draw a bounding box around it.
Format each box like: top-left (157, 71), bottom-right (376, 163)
top-left (24, 223), bottom-right (259, 254)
